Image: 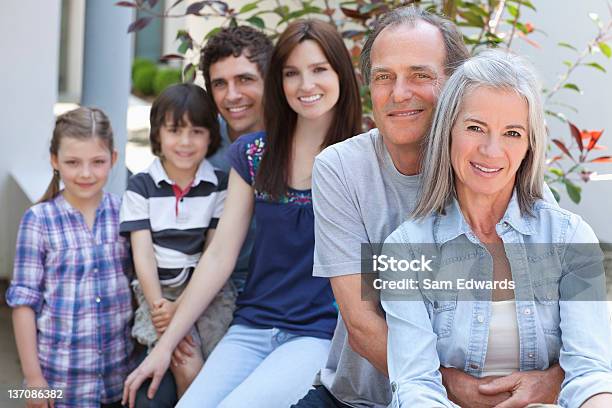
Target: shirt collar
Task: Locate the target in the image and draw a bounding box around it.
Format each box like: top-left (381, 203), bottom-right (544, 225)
top-left (434, 190), bottom-right (535, 244)
top-left (434, 198), bottom-right (472, 244)
top-left (499, 190), bottom-right (535, 236)
top-left (54, 191), bottom-right (109, 215)
top-left (148, 157), bottom-right (218, 187)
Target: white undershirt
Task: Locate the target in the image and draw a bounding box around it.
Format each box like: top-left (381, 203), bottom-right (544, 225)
top-left (482, 300), bottom-right (520, 377)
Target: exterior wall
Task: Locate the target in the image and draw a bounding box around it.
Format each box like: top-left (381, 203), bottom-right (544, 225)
top-left (81, 0), bottom-right (132, 196)
top-left (0, 0), bottom-right (62, 278)
top-left (61, 0), bottom-right (85, 102)
top-left (515, 0), bottom-right (612, 242)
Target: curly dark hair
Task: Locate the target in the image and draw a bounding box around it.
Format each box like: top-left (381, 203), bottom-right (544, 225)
top-left (200, 26), bottom-right (273, 105)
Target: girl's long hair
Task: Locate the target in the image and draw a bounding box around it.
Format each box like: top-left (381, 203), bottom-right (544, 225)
top-left (39, 107), bottom-right (114, 203)
top-left (254, 19), bottom-right (362, 199)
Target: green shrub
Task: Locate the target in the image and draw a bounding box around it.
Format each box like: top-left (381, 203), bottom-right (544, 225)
top-left (153, 68), bottom-right (182, 96)
top-left (132, 58), bottom-right (156, 81)
top-left (133, 64), bottom-right (157, 96)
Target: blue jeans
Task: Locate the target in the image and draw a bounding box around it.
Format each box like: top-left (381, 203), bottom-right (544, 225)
top-left (177, 324), bottom-right (331, 408)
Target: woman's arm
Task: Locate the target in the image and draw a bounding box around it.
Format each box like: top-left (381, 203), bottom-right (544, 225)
top-left (380, 230), bottom-right (455, 408)
top-left (151, 229), bottom-right (217, 331)
top-left (123, 169), bottom-right (254, 407)
top-left (557, 218), bottom-right (612, 407)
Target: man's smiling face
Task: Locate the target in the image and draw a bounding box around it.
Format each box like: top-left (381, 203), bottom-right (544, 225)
top-left (209, 53), bottom-right (265, 140)
top-left (369, 21), bottom-right (447, 150)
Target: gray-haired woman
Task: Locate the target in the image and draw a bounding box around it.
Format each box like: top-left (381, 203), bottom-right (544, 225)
top-left (380, 49), bottom-right (612, 407)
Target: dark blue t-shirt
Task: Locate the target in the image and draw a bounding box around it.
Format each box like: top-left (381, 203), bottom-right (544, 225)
top-left (227, 131), bottom-right (337, 339)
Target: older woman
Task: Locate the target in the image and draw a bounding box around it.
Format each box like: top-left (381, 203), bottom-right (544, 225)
top-left (380, 50), bottom-right (612, 408)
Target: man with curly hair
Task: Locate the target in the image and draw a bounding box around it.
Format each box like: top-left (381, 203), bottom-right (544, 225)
top-left (133, 26), bottom-right (273, 408)
top-left (202, 25), bottom-right (273, 173)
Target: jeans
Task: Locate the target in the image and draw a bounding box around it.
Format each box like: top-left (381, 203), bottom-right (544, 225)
top-left (177, 324), bottom-right (331, 408)
top-left (291, 386), bottom-right (353, 408)
top-left (134, 349), bottom-right (177, 408)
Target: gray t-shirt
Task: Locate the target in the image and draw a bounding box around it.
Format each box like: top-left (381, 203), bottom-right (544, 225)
top-left (312, 128), bottom-right (420, 407)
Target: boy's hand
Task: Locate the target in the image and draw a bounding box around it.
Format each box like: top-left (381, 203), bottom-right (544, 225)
top-left (151, 298), bottom-right (177, 334)
top-left (25, 375), bottom-right (54, 408)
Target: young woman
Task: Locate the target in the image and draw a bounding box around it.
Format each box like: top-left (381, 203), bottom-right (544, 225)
top-left (123, 19), bottom-right (362, 408)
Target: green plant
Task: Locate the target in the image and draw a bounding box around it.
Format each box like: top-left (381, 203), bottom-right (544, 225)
top-left (547, 123), bottom-right (611, 202)
top-left (153, 67), bottom-right (182, 96)
top-left (132, 57), bottom-right (156, 80)
top-left (118, 0), bottom-right (612, 203)
top-left (132, 63), bottom-right (158, 96)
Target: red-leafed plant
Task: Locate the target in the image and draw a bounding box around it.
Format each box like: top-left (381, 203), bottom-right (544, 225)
top-left (548, 123), bottom-right (611, 202)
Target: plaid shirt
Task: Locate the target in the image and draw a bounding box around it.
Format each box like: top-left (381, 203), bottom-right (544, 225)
top-left (7, 193), bottom-right (134, 407)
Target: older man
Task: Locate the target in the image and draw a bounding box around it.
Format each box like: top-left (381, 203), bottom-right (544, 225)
top-left (295, 6), bottom-right (564, 408)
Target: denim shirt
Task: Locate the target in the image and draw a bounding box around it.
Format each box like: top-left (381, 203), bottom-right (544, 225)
top-left (380, 193), bottom-right (612, 408)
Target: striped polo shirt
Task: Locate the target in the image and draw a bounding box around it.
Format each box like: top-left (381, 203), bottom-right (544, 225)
top-left (120, 158), bottom-right (227, 287)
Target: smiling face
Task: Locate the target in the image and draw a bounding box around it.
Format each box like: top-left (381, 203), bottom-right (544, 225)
top-left (370, 22), bottom-right (447, 152)
top-left (51, 137), bottom-right (116, 205)
top-left (282, 40), bottom-right (340, 125)
top-left (209, 53), bottom-right (264, 140)
top-left (451, 86), bottom-right (530, 200)
top-left (159, 113), bottom-right (210, 179)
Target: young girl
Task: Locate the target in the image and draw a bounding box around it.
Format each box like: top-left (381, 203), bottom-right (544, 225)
top-left (119, 83), bottom-right (236, 399)
top-left (123, 19), bottom-right (362, 408)
top-left (7, 107), bottom-right (133, 407)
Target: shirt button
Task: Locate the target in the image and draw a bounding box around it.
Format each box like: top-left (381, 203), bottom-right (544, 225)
top-left (477, 315), bottom-right (485, 323)
top-left (528, 352), bottom-right (535, 358)
top-left (93, 268), bottom-right (99, 273)
top-left (469, 363), bottom-right (479, 369)
top-left (523, 308), bottom-right (531, 315)
top-left (502, 221), bottom-right (509, 228)
top-left (95, 296), bottom-right (101, 303)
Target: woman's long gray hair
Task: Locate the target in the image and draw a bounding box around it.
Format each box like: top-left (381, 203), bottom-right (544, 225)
top-left (412, 49), bottom-right (546, 219)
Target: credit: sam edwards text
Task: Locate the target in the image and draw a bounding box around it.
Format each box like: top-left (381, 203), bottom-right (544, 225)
top-left (372, 278), bottom-right (516, 290)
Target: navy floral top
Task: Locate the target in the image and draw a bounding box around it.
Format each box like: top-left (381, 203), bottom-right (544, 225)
top-left (227, 131), bottom-right (337, 339)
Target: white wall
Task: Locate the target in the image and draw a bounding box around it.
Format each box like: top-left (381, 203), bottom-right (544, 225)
top-left (0, 0), bottom-right (62, 278)
top-left (515, 0), bottom-right (612, 242)
top-left (63, 0), bottom-right (85, 102)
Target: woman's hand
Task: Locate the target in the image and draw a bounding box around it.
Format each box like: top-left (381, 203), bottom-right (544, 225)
top-left (478, 365), bottom-right (564, 408)
top-left (122, 343), bottom-right (172, 408)
top-left (171, 334), bottom-right (197, 366)
top-left (151, 298), bottom-right (177, 334)
top-left (25, 375), bottom-right (54, 408)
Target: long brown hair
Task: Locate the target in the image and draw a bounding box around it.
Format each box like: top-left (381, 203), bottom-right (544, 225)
top-left (255, 19), bottom-right (362, 198)
top-left (39, 107), bottom-right (114, 203)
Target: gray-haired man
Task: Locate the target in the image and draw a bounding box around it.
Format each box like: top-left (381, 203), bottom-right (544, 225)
top-left (294, 6), bottom-right (564, 408)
